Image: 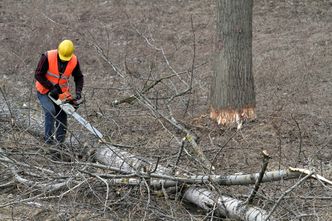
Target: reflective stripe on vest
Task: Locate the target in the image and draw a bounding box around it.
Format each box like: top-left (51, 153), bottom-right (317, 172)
top-left (35, 49), bottom-right (77, 94)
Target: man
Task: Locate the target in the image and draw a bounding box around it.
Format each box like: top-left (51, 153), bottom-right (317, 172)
top-left (35, 39), bottom-right (84, 145)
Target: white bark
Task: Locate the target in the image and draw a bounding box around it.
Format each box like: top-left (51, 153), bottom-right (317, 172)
top-left (11, 167), bottom-right (72, 192)
top-left (183, 186), bottom-right (275, 221)
top-left (0, 108), bottom-right (279, 220)
top-left (100, 169), bottom-right (303, 189)
top-left (95, 147), bottom-right (274, 220)
top-left (96, 145), bottom-right (172, 175)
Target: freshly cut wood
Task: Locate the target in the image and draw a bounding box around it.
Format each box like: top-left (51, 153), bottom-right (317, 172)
top-left (210, 107), bottom-right (256, 129)
top-left (183, 186), bottom-right (275, 221)
top-left (289, 167), bottom-right (332, 185)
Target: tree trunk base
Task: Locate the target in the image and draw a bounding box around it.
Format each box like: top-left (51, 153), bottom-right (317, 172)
top-left (210, 107), bottom-right (256, 128)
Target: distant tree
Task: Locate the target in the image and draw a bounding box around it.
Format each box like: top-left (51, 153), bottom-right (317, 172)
top-left (210, 0), bottom-right (256, 128)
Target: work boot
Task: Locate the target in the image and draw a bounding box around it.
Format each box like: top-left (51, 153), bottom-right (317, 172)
top-left (45, 137), bottom-right (55, 145)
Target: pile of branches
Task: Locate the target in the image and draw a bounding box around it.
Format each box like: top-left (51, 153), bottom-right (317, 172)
top-left (1, 88), bottom-right (331, 221)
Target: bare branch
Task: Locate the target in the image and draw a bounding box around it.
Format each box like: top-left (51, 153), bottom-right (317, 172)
top-left (266, 172), bottom-right (313, 220)
top-left (245, 150), bottom-right (271, 205)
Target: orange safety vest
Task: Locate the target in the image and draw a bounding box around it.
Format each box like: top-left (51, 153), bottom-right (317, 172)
top-left (35, 49), bottom-right (77, 94)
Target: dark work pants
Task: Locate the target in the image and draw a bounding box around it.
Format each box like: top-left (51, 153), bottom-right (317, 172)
top-left (37, 92), bottom-right (67, 144)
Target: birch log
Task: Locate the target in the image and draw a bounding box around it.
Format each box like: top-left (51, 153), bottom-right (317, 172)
top-left (0, 101), bottom-right (274, 220)
top-left (183, 186), bottom-right (275, 221)
top-left (95, 146), bottom-right (274, 220)
top-left (96, 145), bottom-right (172, 175)
top-left (99, 169), bottom-right (304, 189)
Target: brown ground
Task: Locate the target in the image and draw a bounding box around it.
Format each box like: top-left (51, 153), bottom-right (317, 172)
top-left (0, 0), bottom-right (331, 220)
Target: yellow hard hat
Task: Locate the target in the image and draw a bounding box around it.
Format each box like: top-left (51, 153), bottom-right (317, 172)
top-left (58, 40), bottom-right (74, 61)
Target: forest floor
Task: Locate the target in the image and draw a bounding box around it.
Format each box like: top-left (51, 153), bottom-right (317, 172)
top-left (0, 0), bottom-right (331, 220)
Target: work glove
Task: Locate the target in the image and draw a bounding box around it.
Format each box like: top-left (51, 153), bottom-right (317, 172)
top-left (49, 85), bottom-right (62, 100)
top-left (70, 92), bottom-right (83, 110)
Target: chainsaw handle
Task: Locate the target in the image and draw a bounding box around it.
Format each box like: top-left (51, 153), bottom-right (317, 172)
top-left (58, 91), bottom-right (72, 101)
top-left (69, 98), bottom-right (84, 109)
top-left (48, 93), bottom-right (62, 105)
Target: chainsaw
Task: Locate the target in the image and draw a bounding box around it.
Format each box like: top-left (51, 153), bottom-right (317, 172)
top-left (48, 91), bottom-right (104, 139)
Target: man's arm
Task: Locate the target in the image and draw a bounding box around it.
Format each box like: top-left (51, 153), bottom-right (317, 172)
top-left (35, 54), bottom-right (54, 90)
top-left (72, 61), bottom-right (84, 98)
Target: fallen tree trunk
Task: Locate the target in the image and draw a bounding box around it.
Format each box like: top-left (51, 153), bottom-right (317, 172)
top-left (96, 145), bottom-right (172, 175)
top-left (95, 146), bottom-right (275, 220)
top-left (94, 169), bottom-right (304, 189)
top-left (183, 186), bottom-right (274, 221)
top-left (0, 102), bottom-right (275, 220)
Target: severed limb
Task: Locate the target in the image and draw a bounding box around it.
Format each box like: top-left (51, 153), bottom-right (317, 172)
top-left (288, 167), bottom-right (332, 185)
top-left (80, 168), bottom-right (317, 189)
top-left (96, 144), bottom-right (172, 175)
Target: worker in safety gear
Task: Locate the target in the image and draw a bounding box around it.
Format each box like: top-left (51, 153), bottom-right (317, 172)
top-left (35, 40), bottom-right (84, 145)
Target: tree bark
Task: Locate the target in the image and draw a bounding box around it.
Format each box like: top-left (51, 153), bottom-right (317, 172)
top-left (93, 168), bottom-right (305, 189)
top-left (183, 186), bottom-right (275, 221)
top-left (95, 146), bottom-right (275, 220)
top-left (210, 0), bottom-right (256, 127)
top-left (96, 145), bottom-right (172, 175)
top-left (0, 104), bottom-right (277, 220)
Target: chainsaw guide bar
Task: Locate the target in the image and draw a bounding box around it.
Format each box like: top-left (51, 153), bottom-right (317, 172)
top-left (48, 94), bottom-right (104, 139)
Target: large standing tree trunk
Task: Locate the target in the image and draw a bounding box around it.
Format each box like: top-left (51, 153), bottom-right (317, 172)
top-left (210, 0), bottom-right (256, 127)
